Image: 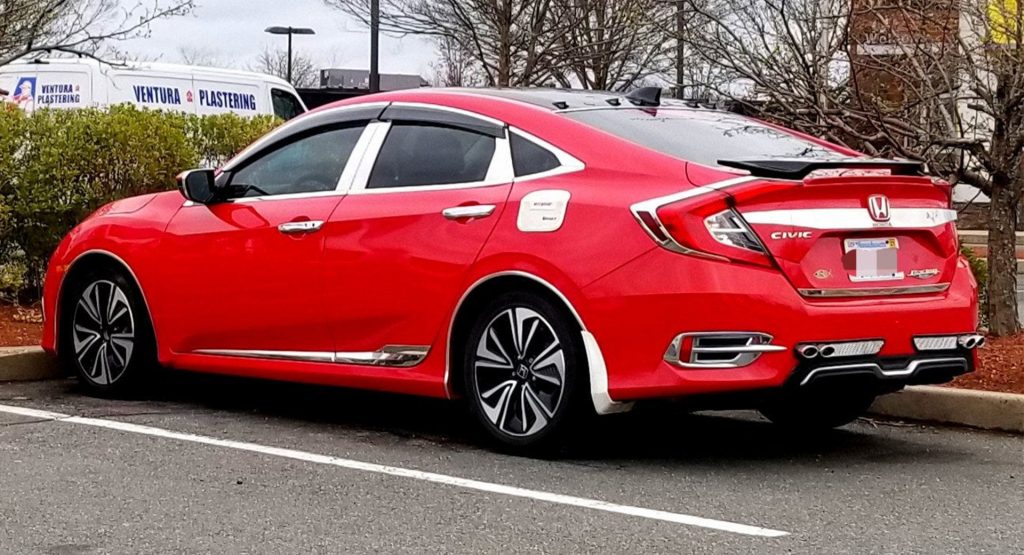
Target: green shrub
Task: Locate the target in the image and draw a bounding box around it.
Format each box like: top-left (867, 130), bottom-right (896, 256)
top-left (0, 106), bottom-right (282, 300)
top-left (961, 242), bottom-right (989, 326)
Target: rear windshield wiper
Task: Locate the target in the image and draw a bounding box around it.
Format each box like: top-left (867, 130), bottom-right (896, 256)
top-left (717, 158), bottom-right (924, 180)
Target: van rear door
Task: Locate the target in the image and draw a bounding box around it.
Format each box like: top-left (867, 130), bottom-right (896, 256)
top-left (33, 64), bottom-right (91, 109)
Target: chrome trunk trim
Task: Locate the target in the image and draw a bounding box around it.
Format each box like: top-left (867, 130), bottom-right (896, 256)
top-left (193, 345), bottom-right (429, 367)
top-left (799, 283), bottom-right (949, 297)
top-left (740, 208), bottom-right (957, 230)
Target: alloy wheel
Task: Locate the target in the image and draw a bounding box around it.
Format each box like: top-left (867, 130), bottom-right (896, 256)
top-left (473, 307), bottom-right (566, 437)
top-left (72, 280), bottom-right (136, 386)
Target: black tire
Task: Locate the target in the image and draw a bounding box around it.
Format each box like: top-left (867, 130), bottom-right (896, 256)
top-left (463, 292), bottom-right (590, 454)
top-left (59, 265), bottom-right (157, 397)
top-left (758, 390), bottom-right (876, 431)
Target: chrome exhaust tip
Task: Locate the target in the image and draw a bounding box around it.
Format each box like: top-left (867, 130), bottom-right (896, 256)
top-left (819, 345), bottom-right (837, 358)
top-left (958, 334), bottom-right (985, 350)
top-left (797, 345), bottom-right (820, 359)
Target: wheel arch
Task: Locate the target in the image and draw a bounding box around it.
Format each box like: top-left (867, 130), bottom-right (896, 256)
top-left (445, 270), bottom-right (632, 415)
top-left (55, 249), bottom-right (156, 357)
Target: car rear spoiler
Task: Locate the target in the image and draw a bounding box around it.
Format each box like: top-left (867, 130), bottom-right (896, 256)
top-left (717, 158), bottom-right (924, 180)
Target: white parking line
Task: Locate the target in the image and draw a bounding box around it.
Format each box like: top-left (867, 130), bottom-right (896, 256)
top-left (0, 403), bottom-right (789, 538)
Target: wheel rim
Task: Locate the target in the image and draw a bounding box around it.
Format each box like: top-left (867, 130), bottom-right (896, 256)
top-left (72, 280), bottom-right (135, 386)
top-left (473, 307), bottom-right (565, 437)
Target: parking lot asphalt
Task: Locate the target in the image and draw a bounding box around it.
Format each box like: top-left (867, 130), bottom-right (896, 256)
top-left (0, 375), bottom-right (1021, 554)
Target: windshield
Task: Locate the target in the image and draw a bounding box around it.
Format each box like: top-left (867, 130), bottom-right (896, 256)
top-left (562, 108), bottom-right (846, 168)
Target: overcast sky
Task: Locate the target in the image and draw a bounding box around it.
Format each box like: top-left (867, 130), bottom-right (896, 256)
top-left (117, 0), bottom-right (435, 78)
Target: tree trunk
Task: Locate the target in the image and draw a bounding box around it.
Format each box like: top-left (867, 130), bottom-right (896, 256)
top-left (985, 179), bottom-right (1021, 336)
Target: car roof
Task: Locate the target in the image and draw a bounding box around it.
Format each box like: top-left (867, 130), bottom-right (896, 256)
top-left (428, 87), bottom-right (716, 112)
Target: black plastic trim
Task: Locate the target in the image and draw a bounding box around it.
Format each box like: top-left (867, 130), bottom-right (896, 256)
top-left (717, 158), bottom-right (924, 179)
top-left (380, 105), bottom-right (504, 137)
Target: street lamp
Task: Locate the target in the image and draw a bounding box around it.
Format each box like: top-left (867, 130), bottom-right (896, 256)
top-left (264, 26), bottom-right (316, 84)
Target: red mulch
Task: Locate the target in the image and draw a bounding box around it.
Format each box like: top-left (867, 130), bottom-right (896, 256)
top-left (0, 303), bottom-right (43, 347)
top-left (0, 303), bottom-right (1021, 394)
top-left (950, 333), bottom-right (1024, 395)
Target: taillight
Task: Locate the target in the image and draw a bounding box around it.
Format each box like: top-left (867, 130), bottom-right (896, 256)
top-left (631, 188), bottom-right (773, 267)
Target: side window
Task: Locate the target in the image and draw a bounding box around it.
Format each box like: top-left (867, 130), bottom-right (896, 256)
top-left (510, 132), bottom-right (560, 177)
top-left (231, 125), bottom-right (365, 197)
top-left (367, 123), bottom-right (496, 189)
top-left (271, 88), bottom-right (305, 120)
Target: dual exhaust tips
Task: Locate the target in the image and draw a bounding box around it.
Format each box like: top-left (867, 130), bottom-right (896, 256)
top-left (798, 334), bottom-right (986, 360)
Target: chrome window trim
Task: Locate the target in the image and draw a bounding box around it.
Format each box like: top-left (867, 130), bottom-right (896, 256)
top-left (347, 117), bottom-right (515, 195)
top-left (192, 345), bottom-right (429, 368)
top-left (507, 125), bottom-right (586, 182)
top-left (740, 207), bottom-right (958, 230)
top-left (799, 283), bottom-right (950, 298)
top-left (221, 101), bottom-right (390, 172)
top-left (444, 270), bottom-right (633, 415)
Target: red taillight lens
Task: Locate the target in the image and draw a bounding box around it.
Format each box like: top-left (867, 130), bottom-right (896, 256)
top-left (632, 189), bottom-right (773, 267)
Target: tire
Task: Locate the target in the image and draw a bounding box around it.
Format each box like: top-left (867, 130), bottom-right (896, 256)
top-left (59, 265), bottom-right (157, 397)
top-left (758, 390), bottom-right (876, 432)
top-left (463, 292), bottom-right (590, 453)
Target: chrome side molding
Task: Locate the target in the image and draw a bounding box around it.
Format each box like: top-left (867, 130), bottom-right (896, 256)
top-left (193, 345), bottom-right (429, 368)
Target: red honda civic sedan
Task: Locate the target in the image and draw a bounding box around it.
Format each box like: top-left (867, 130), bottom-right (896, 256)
top-left (42, 87), bottom-right (981, 451)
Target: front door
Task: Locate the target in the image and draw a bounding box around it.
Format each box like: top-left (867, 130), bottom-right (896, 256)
top-left (162, 123), bottom-right (368, 355)
top-left (323, 116), bottom-right (513, 361)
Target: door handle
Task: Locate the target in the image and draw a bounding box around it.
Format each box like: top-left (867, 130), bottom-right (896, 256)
top-left (278, 220), bottom-right (324, 234)
top-left (442, 205), bottom-right (496, 220)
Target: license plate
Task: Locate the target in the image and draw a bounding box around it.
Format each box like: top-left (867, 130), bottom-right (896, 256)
top-left (844, 237), bottom-right (903, 282)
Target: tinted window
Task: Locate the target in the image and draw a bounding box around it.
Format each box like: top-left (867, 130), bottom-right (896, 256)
top-left (271, 88), bottom-right (305, 120)
top-left (231, 126), bottom-right (364, 197)
top-left (368, 123), bottom-right (496, 189)
top-left (510, 132), bottom-right (560, 177)
top-left (563, 109), bottom-right (845, 168)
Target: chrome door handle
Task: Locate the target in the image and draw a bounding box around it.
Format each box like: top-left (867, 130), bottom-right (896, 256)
top-left (278, 220), bottom-right (324, 234)
top-left (442, 205), bottom-right (496, 220)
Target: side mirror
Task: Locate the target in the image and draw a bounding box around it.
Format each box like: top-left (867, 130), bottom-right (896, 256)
top-left (176, 169), bottom-right (218, 204)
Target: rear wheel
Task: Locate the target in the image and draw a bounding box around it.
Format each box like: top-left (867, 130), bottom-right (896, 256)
top-left (759, 390), bottom-right (876, 431)
top-left (60, 266), bottom-right (156, 396)
top-left (463, 292), bottom-right (589, 453)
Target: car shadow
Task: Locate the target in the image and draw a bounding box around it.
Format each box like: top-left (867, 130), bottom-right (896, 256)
top-left (60, 370), bottom-right (972, 467)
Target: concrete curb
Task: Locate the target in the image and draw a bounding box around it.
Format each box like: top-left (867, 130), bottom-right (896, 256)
top-left (869, 386), bottom-right (1024, 434)
top-left (0, 346), bottom-right (62, 382)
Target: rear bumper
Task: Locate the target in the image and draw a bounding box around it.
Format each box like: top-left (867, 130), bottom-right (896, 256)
top-left (582, 248), bottom-right (979, 401)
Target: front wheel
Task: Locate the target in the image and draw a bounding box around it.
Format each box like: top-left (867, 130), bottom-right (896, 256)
top-left (759, 390), bottom-right (877, 431)
top-left (59, 266), bottom-right (157, 396)
top-left (463, 292), bottom-right (590, 453)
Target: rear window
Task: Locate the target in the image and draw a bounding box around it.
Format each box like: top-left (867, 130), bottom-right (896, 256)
top-left (562, 108), bottom-right (845, 168)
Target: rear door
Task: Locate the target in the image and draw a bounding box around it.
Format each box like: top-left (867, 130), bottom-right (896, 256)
top-left (734, 175), bottom-right (958, 296)
top-left (323, 105), bottom-right (513, 359)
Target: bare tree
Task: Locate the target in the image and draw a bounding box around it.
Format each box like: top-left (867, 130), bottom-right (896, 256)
top-left (0, 0), bottom-right (194, 67)
top-left (682, 0), bottom-right (1022, 335)
top-left (177, 46), bottom-right (224, 67)
top-left (251, 47), bottom-right (319, 88)
top-left (429, 35), bottom-right (485, 86)
top-left (324, 0), bottom-right (573, 86)
top-left (549, 0), bottom-right (674, 91)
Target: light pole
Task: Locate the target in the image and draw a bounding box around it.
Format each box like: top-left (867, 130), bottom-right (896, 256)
top-left (369, 0), bottom-right (380, 93)
top-left (264, 26), bottom-right (316, 84)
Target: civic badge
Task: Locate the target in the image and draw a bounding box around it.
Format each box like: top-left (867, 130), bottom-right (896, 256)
top-left (867, 195), bottom-right (891, 222)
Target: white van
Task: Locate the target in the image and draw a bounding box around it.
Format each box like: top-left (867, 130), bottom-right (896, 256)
top-left (0, 58), bottom-right (307, 120)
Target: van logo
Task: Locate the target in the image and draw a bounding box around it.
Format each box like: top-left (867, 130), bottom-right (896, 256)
top-left (770, 231), bottom-right (812, 240)
top-left (867, 195), bottom-right (891, 222)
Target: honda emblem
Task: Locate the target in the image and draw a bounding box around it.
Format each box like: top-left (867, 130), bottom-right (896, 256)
top-left (867, 195), bottom-right (891, 222)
